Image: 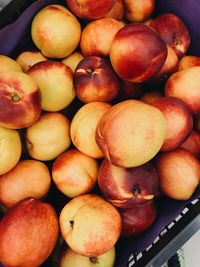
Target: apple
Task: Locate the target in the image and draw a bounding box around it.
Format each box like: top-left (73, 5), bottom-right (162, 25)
top-left (178, 55), bottom-right (200, 71)
top-left (0, 126), bottom-right (21, 175)
top-left (120, 200), bottom-right (157, 238)
top-left (119, 81), bottom-right (144, 100)
top-left (16, 50), bottom-right (48, 72)
top-left (110, 23), bottom-right (167, 83)
top-left (62, 51), bottom-right (84, 73)
top-left (31, 5), bottom-right (81, 58)
top-left (148, 45), bottom-right (179, 86)
top-left (0, 198), bottom-right (59, 267)
top-left (27, 61), bottom-right (75, 112)
top-left (155, 148), bottom-right (200, 200)
top-left (164, 66), bottom-right (200, 115)
top-left (70, 102), bottom-right (111, 159)
top-left (65, 0), bottom-right (115, 19)
top-left (96, 100), bottom-right (166, 168)
top-left (98, 159), bottom-right (158, 208)
top-left (105, 0), bottom-right (124, 21)
top-left (180, 130), bottom-right (200, 159)
top-left (60, 245), bottom-right (116, 267)
top-left (52, 149), bottom-right (99, 198)
top-left (151, 96), bottom-right (193, 151)
top-left (124, 0), bottom-right (155, 22)
top-left (74, 56), bottom-right (120, 103)
top-left (0, 54), bottom-right (22, 72)
top-left (0, 71), bottom-right (41, 129)
top-left (25, 112), bottom-right (71, 161)
top-left (0, 160), bottom-right (51, 209)
top-left (149, 13), bottom-right (190, 58)
top-left (80, 18), bottom-right (124, 57)
top-left (140, 90), bottom-right (163, 104)
top-left (59, 194), bottom-right (121, 257)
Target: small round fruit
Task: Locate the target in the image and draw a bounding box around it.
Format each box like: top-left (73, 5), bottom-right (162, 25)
top-left (52, 149), bottom-right (98, 198)
top-left (0, 55), bottom-right (22, 72)
top-left (25, 112), bottom-right (71, 161)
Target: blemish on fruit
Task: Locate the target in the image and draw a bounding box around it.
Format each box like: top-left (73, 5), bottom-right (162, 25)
top-left (12, 94), bottom-right (21, 102)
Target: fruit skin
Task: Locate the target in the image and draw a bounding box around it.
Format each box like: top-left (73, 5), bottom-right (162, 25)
top-left (164, 66), bottom-right (200, 115)
top-left (178, 55), bottom-right (200, 71)
top-left (110, 23), bottom-right (167, 83)
top-left (140, 90), bottom-right (163, 104)
top-left (16, 50), bottom-right (48, 72)
top-left (70, 102), bottom-right (111, 159)
top-left (25, 112), bottom-right (71, 161)
top-left (80, 18), bottom-right (124, 57)
top-left (96, 100), bottom-right (166, 168)
top-left (180, 130), bottom-right (200, 159)
top-left (98, 159), bottom-right (158, 208)
top-left (0, 55), bottom-right (22, 73)
top-left (120, 200), bottom-right (157, 238)
top-left (28, 61), bottom-right (75, 112)
top-left (155, 148), bottom-right (200, 200)
top-left (60, 245), bottom-right (116, 267)
top-left (0, 126), bottom-right (21, 175)
top-left (74, 56), bottom-right (120, 103)
top-left (0, 72), bottom-right (41, 129)
top-left (62, 51), bottom-right (84, 73)
top-left (149, 13), bottom-right (190, 58)
top-left (31, 5), bottom-right (81, 58)
top-left (124, 0), bottom-right (155, 22)
top-left (52, 149), bottom-right (98, 198)
top-left (59, 194), bottom-right (121, 257)
top-left (105, 0), bottom-right (124, 21)
top-left (65, 0), bottom-right (115, 20)
top-left (0, 198), bottom-right (59, 267)
top-left (0, 160), bottom-right (51, 209)
top-left (151, 96), bottom-right (193, 151)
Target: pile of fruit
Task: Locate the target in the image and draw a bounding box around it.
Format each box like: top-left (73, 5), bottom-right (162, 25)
top-left (0, 0), bottom-right (200, 266)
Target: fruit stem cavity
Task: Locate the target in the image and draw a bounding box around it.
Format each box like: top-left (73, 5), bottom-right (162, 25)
top-left (12, 94), bottom-right (21, 102)
top-left (132, 185), bottom-right (141, 196)
top-left (86, 68), bottom-right (94, 75)
top-left (89, 257), bottom-right (98, 264)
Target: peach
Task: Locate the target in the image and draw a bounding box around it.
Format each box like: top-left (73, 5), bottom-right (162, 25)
top-left (16, 50), bottom-right (48, 72)
top-left (150, 13), bottom-right (190, 58)
top-left (0, 72), bottom-right (41, 129)
top-left (96, 100), bottom-right (166, 168)
top-left (80, 18), bottom-right (124, 57)
top-left (110, 23), bottom-right (167, 82)
top-left (74, 56), bottom-right (120, 103)
top-left (151, 96), bottom-right (193, 151)
top-left (52, 149), bottom-right (98, 198)
top-left (27, 61), bottom-right (75, 112)
top-left (140, 90), bottom-right (163, 104)
top-left (105, 0), bottom-right (125, 21)
top-left (148, 45), bottom-right (179, 86)
top-left (124, 0), bottom-right (155, 22)
top-left (60, 245), bottom-right (116, 267)
top-left (98, 159), bottom-right (158, 208)
top-left (0, 126), bottom-right (21, 175)
top-left (120, 201), bottom-right (157, 238)
top-left (0, 198), bottom-right (59, 267)
top-left (155, 148), bottom-right (200, 200)
top-left (59, 194), bottom-right (121, 256)
top-left (178, 55), bottom-right (200, 71)
top-left (65, 0), bottom-right (115, 19)
top-left (25, 112), bottom-right (71, 161)
top-left (180, 130), bottom-right (200, 159)
top-left (164, 66), bottom-right (200, 115)
top-left (70, 102), bottom-right (111, 158)
top-left (0, 160), bottom-right (51, 209)
top-left (0, 55), bottom-right (22, 72)
top-left (31, 5), bottom-right (81, 58)
top-left (62, 51), bottom-right (84, 73)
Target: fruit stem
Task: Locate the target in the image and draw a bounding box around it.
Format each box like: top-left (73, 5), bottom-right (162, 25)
top-left (12, 94), bottom-right (21, 102)
top-left (132, 185), bottom-right (141, 196)
top-left (69, 220), bottom-right (74, 228)
top-left (86, 68), bottom-right (94, 75)
top-left (89, 257), bottom-right (99, 264)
